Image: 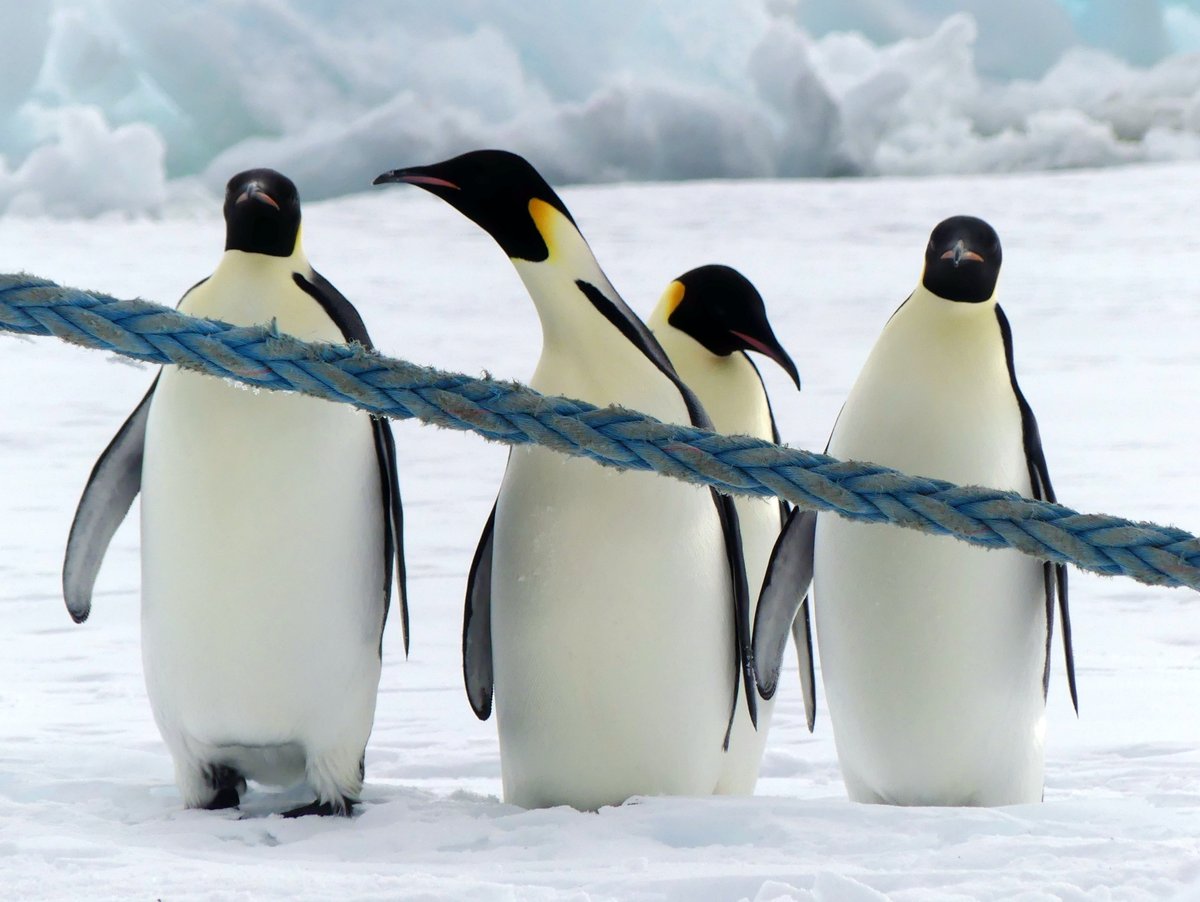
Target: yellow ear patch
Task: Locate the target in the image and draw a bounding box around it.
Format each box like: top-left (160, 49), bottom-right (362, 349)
top-left (660, 280), bottom-right (685, 317)
top-left (528, 198), bottom-right (560, 258)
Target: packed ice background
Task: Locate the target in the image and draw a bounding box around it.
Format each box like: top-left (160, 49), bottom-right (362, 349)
top-left (8, 0), bottom-right (1200, 216)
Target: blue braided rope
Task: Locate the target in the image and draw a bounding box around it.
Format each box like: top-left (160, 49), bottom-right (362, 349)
top-left (2, 273), bottom-right (1197, 592)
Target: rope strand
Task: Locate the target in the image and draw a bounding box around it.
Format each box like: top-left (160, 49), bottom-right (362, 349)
top-left (3, 273), bottom-right (1197, 592)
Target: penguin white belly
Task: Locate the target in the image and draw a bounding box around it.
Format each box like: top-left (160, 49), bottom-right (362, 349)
top-left (491, 447), bottom-right (731, 809)
top-left (139, 265), bottom-right (383, 802)
top-left (814, 306), bottom-right (1047, 806)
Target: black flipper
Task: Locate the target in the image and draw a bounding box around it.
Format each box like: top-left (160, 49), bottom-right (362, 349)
top-left (790, 600), bottom-right (817, 732)
top-left (372, 417), bottom-right (408, 655)
top-left (576, 278), bottom-right (756, 736)
top-left (295, 271), bottom-right (408, 656)
top-left (752, 508), bottom-right (816, 712)
top-left (713, 493), bottom-right (753, 747)
top-left (997, 306), bottom-right (1078, 713)
top-left (463, 502), bottom-right (497, 720)
top-left (294, 270), bottom-right (373, 344)
top-left (755, 354), bottom-right (817, 732)
top-left (62, 376), bottom-right (158, 624)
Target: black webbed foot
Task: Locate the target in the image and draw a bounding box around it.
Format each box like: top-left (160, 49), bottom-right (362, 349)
top-left (202, 764), bottom-right (245, 810)
top-left (281, 798), bottom-right (355, 818)
top-left (204, 785), bottom-right (241, 810)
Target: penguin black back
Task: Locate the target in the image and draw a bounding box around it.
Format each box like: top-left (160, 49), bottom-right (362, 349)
top-left (224, 168), bottom-right (302, 258)
top-left (374, 150), bottom-right (576, 262)
top-left (922, 215), bottom-right (1002, 304)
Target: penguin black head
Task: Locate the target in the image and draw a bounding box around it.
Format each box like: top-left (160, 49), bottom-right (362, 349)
top-left (223, 168), bottom-right (302, 258)
top-left (665, 264), bottom-right (800, 389)
top-left (921, 215), bottom-right (1002, 304)
top-left (373, 150), bottom-right (576, 263)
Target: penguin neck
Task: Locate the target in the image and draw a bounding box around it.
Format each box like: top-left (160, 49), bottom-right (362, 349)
top-left (185, 237), bottom-right (320, 333)
top-left (212, 235), bottom-right (309, 284)
top-left (888, 281), bottom-right (1001, 345)
top-left (509, 208), bottom-right (671, 409)
top-left (648, 309), bottom-right (773, 440)
top-left (511, 209), bottom-right (611, 343)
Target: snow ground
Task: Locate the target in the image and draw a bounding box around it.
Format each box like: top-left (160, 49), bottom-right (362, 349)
top-left (1, 163), bottom-right (1199, 899)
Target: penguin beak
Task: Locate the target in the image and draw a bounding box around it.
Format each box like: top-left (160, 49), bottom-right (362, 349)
top-left (373, 168), bottom-right (461, 191)
top-left (940, 240), bottom-right (984, 267)
top-left (731, 329), bottom-right (801, 391)
top-left (236, 185), bottom-right (279, 210)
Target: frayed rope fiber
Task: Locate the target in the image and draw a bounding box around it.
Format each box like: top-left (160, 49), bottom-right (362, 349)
top-left (3, 272), bottom-right (1198, 592)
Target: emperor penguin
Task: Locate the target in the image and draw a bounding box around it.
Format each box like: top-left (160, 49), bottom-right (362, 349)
top-left (62, 169), bottom-right (407, 817)
top-left (375, 150), bottom-right (755, 810)
top-left (646, 264), bottom-right (816, 794)
top-left (810, 215), bottom-right (1078, 806)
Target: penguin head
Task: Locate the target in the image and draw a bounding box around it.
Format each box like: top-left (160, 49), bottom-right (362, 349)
top-left (223, 169), bottom-right (302, 258)
top-left (373, 150), bottom-right (576, 262)
top-left (921, 216), bottom-right (1002, 304)
top-left (660, 264), bottom-right (800, 389)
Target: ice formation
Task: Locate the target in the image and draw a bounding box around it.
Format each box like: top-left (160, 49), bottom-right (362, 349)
top-left (2, 0), bottom-right (1200, 216)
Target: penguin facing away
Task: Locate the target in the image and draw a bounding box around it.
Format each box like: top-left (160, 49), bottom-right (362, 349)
top-left (647, 264), bottom-right (817, 794)
top-left (806, 215), bottom-right (1077, 806)
top-left (62, 169), bottom-right (407, 817)
top-left (375, 150), bottom-right (756, 809)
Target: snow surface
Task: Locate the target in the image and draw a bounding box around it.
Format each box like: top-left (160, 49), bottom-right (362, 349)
top-left (1, 163), bottom-right (1200, 899)
top-left (9, 2), bottom-right (1200, 215)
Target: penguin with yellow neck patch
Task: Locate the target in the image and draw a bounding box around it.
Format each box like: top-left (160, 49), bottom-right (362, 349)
top-left (647, 264), bottom-right (816, 793)
top-left (800, 215), bottom-right (1077, 806)
top-left (376, 150), bottom-right (755, 810)
top-left (63, 168), bottom-right (407, 817)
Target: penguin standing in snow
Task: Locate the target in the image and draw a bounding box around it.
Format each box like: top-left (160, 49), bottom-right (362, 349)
top-left (647, 264), bottom-right (815, 793)
top-left (375, 150), bottom-right (757, 810)
top-left (62, 169), bottom-right (406, 817)
top-left (797, 215), bottom-right (1077, 805)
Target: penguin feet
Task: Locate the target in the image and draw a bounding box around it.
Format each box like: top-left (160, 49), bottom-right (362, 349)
top-left (204, 786), bottom-right (242, 810)
top-left (195, 764), bottom-right (245, 810)
top-left (281, 797), bottom-right (355, 818)
top-left (296, 746), bottom-right (363, 818)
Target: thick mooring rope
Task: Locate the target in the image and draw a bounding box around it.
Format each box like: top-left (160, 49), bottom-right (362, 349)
top-left (2, 273), bottom-right (1197, 592)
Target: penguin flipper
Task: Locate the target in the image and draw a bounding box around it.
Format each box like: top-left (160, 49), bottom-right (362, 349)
top-left (462, 503), bottom-right (496, 720)
top-left (1055, 560), bottom-right (1076, 711)
top-left (372, 417), bottom-right (408, 656)
top-left (997, 306), bottom-right (1077, 713)
top-left (62, 377), bottom-right (158, 623)
top-left (295, 270), bottom-right (407, 655)
top-left (293, 271), bottom-right (372, 347)
top-left (712, 489), bottom-right (756, 747)
top-left (751, 507), bottom-right (816, 704)
top-left (791, 597), bottom-right (817, 732)
top-left (1027, 426), bottom-right (1077, 713)
top-left (768, 378), bottom-right (817, 730)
